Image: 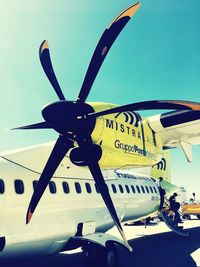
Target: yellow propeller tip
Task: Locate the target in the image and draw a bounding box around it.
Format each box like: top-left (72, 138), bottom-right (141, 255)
top-left (40, 40), bottom-right (49, 53)
top-left (108, 2), bottom-right (140, 30)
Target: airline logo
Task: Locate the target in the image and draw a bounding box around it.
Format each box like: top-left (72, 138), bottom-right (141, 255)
top-left (153, 158), bottom-right (166, 170)
top-left (115, 111), bottom-right (140, 126)
top-left (105, 111), bottom-right (141, 138)
top-left (114, 139), bottom-right (154, 158)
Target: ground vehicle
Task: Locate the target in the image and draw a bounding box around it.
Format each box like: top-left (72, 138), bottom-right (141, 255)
top-left (182, 203), bottom-right (200, 220)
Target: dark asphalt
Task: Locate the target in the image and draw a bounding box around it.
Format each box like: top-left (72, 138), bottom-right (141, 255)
top-left (1, 224), bottom-right (200, 267)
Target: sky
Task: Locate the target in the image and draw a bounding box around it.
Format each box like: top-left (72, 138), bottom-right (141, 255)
top-left (0, 0), bottom-right (199, 198)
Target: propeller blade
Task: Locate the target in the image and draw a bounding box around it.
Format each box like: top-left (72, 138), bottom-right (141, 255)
top-left (88, 160), bottom-right (132, 252)
top-left (77, 2), bottom-right (140, 103)
top-left (26, 136), bottom-right (74, 224)
top-left (39, 40), bottom-right (66, 101)
top-left (12, 121), bottom-right (51, 130)
top-left (87, 100), bottom-right (200, 119)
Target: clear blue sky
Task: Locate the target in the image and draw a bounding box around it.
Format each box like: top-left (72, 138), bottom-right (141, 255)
top-left (0, 0), bottom-right (199, 198)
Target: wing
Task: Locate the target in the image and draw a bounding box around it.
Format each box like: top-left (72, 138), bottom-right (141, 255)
top-left (148, 110), bottom-right (200, 162)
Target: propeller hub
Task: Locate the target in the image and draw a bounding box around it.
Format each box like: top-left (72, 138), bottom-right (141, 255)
top-left (42, 101), bottom-right (95, 137)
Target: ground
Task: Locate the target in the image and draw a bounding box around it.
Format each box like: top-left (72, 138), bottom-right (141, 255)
top-left (1, 219), bottom-right (200, 267)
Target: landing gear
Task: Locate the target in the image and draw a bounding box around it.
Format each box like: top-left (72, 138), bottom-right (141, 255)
top-left (82, 243), bottom-right (98, 267)
top-left (182, 214), bottom-right (191, 220)
top-left (82, 242), bottom-right (118, 267)
top-left (105, 243), bottom-right (118, 267)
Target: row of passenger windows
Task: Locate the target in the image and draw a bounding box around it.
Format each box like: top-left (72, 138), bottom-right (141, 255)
top-left (0, 178), bottom-right (158, 195)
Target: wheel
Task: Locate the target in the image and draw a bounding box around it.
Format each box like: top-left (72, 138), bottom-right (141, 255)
top-left (82, 243), bottom-right (106, 267)
top-left (82, 242), bottom-right (118, 267)
top-left (105, 244), bottom-right (118, 267)
top-left (145, 217), bottom-right (151, 224)
top-left (82, 243), bottom-right (98, 267)
top-left (182, 214), bottom-right (191, 220)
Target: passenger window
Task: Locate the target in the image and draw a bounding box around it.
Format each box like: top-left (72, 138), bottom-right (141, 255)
top-left (125, 185), bottom-right (130, 193)
top-left (85, 183), bottom-right (92, 193)
top-left (145, 186), bottom-right (150, 193)
top-left (131, 185), bottom-right (135, 193)
top-left (14, 179), bottom-right (24, 194)
top-left (150, 186), bottom-right (154, 194)
top-left (119, 184), bottom-right (124, 193)
top-left (75, 182), bottom-right (82, 194)
top-left (95, 183), bottom-right (100, 194)
top-left (141, 186), bottom-right (145, 193)
top-left (136, 185), bottom-right (140, 193)
top-left (153, 187), bottom-right (158, 194)
top-left (0, 179), bottom-right (5, 194)
top-left (62, 182), bottom-right (70, 193)
top-left (49, 181), bottom-right (57, 194)
top-left (112, 184), bottom-right (117, 193)
top-left (33, 180), bottom-right (38, 191)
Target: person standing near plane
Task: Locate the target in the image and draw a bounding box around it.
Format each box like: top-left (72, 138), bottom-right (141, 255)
top-left (169, 192), bottom-right (182, 224)
top-left (157, 177), bottom-right (166, 210)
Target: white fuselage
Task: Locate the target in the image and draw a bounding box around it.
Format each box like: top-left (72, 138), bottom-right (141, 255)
top-left (0, 144), bottom-right (160, 258)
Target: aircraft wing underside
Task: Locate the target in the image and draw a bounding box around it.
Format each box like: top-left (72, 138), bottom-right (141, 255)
top-left (148, 110), bottom-right (200, 161)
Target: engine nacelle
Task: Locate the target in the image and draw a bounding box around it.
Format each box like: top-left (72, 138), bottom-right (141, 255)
top-left (70, 144), bottom-right (102, 166)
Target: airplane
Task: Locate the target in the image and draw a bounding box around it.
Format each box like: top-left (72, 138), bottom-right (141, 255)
top-left (1, 2), bottom-right (200, 267)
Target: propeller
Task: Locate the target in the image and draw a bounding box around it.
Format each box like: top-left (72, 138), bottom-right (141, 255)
top-left (77, 2), bottom-right (141, 103)
top-left (12, 121), bottom-right (50, 130)
top-left (26, 136), bottom-right (74, 223)
top-left (86, 100), bottom-right (200, 119)
top-left (13, 2), bottom-right (200, 251)
top-left (39, 40), bottom-right (66, 101)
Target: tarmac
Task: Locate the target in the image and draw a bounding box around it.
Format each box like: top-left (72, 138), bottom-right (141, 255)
top-left (1, 218), bottom-right (200, 267)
